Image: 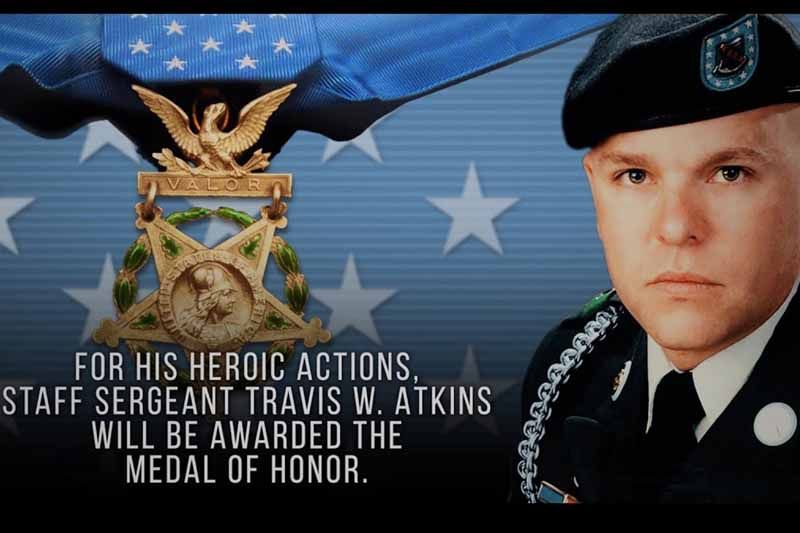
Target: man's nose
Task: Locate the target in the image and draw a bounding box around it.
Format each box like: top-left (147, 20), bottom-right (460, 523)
top-left (653, 181), bottom-right (707, 246)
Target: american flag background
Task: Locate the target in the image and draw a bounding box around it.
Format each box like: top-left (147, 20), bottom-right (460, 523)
top-left (1, 13), bottom-right (796, 499)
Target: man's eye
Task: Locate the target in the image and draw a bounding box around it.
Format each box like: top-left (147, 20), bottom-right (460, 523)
top-left (714, 166), bottom-right (745, 183)
top-left (619, 169), bottom-right (647, 184)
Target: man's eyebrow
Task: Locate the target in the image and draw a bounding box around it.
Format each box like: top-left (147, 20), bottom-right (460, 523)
top-left (698, 147), bottom-right (773, 168)
top-left (594, 152), bottom-right (653, 168)
top-left (593, 146), bottom-right (774, 169)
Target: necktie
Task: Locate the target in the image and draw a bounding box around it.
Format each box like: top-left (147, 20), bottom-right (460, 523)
top-left (638, 370), bottom-right (706, 500)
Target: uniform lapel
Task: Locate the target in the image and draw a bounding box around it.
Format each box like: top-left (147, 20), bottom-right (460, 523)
top-left (662, 289), bottom-right (800, 503)
top-left (564, 328), bottom-right (649, 502)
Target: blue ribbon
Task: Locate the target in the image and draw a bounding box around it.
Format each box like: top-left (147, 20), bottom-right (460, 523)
top-left (0, 14), bottom-right (616, 161)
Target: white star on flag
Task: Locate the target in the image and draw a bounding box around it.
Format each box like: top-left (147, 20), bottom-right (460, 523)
top-left (425, 346), bottom-right (516, 435)
top-left (79, 120), bottom-right (140, 164)
top-left (273, 37), bottom-right (294, 54)
top-left (427, 161), bottom-right (519, 255)
top-left (311, 254), bottom-right (397, 345)
top-left (201, 37), bottom-right (222, 52)
top-left (64, 254), bottom-right (153, 344)
top-left (164, 20), bottom-right (186, 36)
top-left (0, 198), bottom-right (34, 255)
top-left (746, 19), bottom-right (753, 27)
top-left (236, 54), bottom-right (258, 69)
top-left (129, 39), bottom-right (152, 55)
top-left (322, 113), bottom-right (393, 163)
top-left (234, 19), bottom-right (256, 34)
top-left (165, 56), bottom-right (187, 71)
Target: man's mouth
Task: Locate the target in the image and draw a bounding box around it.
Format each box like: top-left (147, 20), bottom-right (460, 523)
top-left (647, 271), bottom-right (723, 296)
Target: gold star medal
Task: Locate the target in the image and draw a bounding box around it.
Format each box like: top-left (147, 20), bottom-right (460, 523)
top-left (91, 83), bottom-right (331, 373)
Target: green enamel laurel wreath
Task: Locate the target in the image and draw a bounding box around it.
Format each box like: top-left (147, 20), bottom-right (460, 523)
top-left (113, 206), bottom-right (309, 385)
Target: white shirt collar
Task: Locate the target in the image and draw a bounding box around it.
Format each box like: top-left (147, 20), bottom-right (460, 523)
top-left (646, 278), bottom-right (799, 441)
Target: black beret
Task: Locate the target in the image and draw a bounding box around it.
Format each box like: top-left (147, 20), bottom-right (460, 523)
top-left (562, 14), bottom-right (800, 149)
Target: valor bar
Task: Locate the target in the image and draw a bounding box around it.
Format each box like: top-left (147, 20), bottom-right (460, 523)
top-left (137, 172), bottom-right (293, 198)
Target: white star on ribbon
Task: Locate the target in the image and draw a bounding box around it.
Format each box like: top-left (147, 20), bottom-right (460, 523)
top-left (129, 39), bottom-right (152, 55)
top-left (165, 55), bottom-right (187, 71)
top-left (427, 162), bottom-right (518, 255)
top-left (64, 254), bottom-right (153, 344)
top-left (0, 198), bottom-right (34, 255)
top-left (273, 37), bottom-right (294, 55)
top-left (164, 20), bottom-right (186, 36)
top-left (201, 37), bottom-right (222, 52)
top-left (322, 113), bottom-right (392, 164)
top-left (425, 346), bottom-right (516, 435)
top-left (234, 19), bottom-right (256, 34)
top-left (311, 254), bottom-right (397, 345)
top-left (236, 54), bottom-right (258, 69)
top-left (79, 120), bottom-right (139, 165)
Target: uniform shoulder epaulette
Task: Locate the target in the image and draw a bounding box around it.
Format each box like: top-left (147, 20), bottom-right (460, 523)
top-left (578, 288), bottom-right (619, 319)
top-left (525, 288), bottom-right (624, 374)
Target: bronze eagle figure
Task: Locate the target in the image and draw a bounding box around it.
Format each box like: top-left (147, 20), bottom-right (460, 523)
top-left (132, 83), bottom-right (297, 177)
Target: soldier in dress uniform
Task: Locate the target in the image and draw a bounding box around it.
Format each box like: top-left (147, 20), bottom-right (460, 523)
top-left (512, 14), bottom-right (800, 504)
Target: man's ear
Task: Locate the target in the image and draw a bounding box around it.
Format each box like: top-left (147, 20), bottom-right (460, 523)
top-left (582, 151), bottom-right (604, 243)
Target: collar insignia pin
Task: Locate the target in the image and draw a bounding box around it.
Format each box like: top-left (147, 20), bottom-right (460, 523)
top-left (754, 402), bottom-right (797, 447)
top-left (611, 359), bottom-right (632, 402)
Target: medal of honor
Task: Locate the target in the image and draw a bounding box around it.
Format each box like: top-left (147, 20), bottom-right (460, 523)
top-left (91, 83), bottom-right (331, 369)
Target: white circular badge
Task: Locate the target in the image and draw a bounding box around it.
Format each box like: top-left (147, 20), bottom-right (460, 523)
top-left (753, 402), bottom-right (797, 447)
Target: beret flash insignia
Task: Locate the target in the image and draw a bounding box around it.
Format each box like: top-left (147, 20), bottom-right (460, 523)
top-left (702, 14), bottom-right (759, 92)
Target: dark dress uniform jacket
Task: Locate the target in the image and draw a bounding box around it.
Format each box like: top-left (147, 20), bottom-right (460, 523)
top-left (510, 290), bottom-right (800, 504)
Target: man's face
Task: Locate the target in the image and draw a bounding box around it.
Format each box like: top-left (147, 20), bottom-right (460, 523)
top-left (215, 288), bottom-right (236, 317)
top-left (583, 104), bottom-right (800, 360)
